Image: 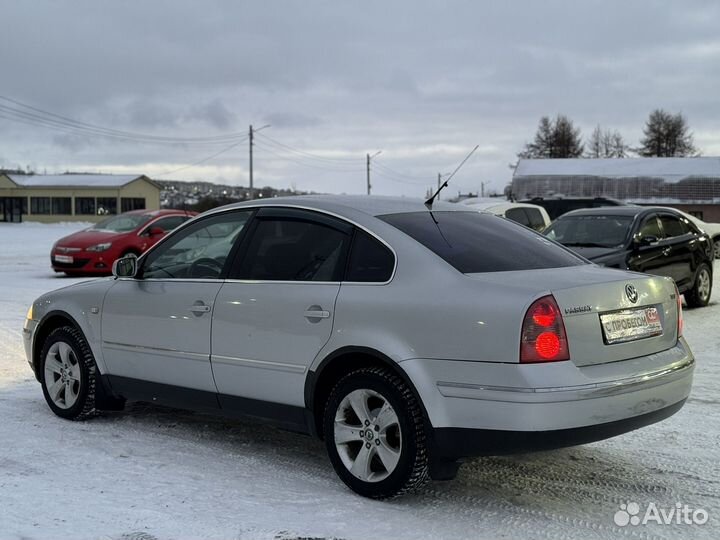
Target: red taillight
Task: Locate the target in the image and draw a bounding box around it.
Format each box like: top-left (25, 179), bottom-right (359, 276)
top-left (675, 284), bottom-right (683, 338)
top-left (521, 295), bottom-right (569, 363)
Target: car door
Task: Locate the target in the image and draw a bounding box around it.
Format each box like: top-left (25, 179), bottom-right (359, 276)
top-left (657, 212), bottom-right (694, 289)
top-left (627, 213), bottom-right (671, 277)
top-left (101, 210), bottom-right (253, 396)
top-left (211, 207), bottom-right (352, 408)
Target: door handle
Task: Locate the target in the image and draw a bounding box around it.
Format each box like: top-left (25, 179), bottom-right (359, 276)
top-left (662, 247), bottom-right (671, 256)
top-left (189, 303), bottom-right (211, 314)
top-left (304, 309), bottom-right (330, 319)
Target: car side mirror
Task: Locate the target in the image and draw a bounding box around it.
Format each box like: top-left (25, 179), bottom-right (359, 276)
top-left (148, 227), bottom-right (165, 237)
top-left (112, 254), bottom-right (138, 278)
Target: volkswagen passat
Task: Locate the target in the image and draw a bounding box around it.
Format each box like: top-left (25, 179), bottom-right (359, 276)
top-left (23, 196), bottom-right (694, 498)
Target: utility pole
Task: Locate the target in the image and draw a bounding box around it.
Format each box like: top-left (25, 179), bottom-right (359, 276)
top-left (437, 172), bottom-right (441, 192)
top-left (481, 181), bottom-right (485, 198)
top-left (366, 150), bottom-right (382, 195)
top-left (249, 125), bottom-right (254, 200)
top-left (248, 124), bottom-right (270, 200)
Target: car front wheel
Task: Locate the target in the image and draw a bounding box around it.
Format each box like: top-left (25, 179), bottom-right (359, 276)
top-left (685, 263), bottom-right (712, 308)
top-left (39, 326), bottom-right (98, 420)
top-left (323, 367), bottom-right (429, 499)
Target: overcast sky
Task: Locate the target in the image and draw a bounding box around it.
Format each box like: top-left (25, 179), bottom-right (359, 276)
top-left (2, 0), bottom-right (719, 198)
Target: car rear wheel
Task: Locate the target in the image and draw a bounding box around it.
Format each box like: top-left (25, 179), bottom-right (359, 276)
top-left (40, 326), bottom-right (98, 420)
top-left (323, 367), bottom-right (429, 499)
top-left (685, 263), bottom-right (712, 308)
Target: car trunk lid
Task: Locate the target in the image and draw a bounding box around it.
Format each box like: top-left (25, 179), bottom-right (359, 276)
top-left (466, 265), bottom-right (679, 366)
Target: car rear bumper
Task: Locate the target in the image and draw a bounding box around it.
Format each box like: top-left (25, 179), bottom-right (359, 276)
top-left (430, 399), bottom-right (686, 459)
top-left (400, 338), bottom-right (694, 456)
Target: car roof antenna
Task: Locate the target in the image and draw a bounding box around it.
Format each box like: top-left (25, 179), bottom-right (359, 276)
top-left (425, 145), bottom-right (479, 208)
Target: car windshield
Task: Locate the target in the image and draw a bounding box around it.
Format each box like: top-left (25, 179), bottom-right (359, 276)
top-left (379, 211), bottom-right (584, 273)
top-left (91, 214), bottom-right (152, 233)
top-left (544, 215), bottom-right (634, 248)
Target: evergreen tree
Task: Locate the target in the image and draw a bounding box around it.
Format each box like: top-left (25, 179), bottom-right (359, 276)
top-left (638, 109), bottom-right (696, 157)
top-left (519, 115), bottom-right (584, 159)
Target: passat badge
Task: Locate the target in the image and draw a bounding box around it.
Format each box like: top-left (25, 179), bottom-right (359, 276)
top-left (625, 284), bottom-right (639, 304)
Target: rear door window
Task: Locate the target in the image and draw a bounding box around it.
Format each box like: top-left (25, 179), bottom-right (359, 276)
top-left (505, 207), bottom-right (531, 227)
top-left (659, 214), bottom-right (687, 238)
top-left (234, 210), bottom-right (351, 281)
top-left (524, 208), bottom-right (547, 231)
top-left (380, 211), bottom-right (584, 273)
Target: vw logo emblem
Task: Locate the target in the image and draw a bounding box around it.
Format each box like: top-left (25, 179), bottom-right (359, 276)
top-left (625, 284), bottom-right (638, 303)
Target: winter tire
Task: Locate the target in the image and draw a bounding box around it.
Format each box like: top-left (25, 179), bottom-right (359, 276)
top-left (323, 367), bottom-right (429, 499)
top-left (685, 263), bottom-right (712, 308)
top-left (39, 326), bottom-right (98, 420)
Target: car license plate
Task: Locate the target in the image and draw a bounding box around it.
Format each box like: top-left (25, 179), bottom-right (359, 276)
top-left (600, 306), bottom-right (663, 344)
top-left (54, 255), bottom-right (74, 264)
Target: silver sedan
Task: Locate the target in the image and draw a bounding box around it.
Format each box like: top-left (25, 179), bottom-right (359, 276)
top-left (23, 196), bottom-right (694, 498)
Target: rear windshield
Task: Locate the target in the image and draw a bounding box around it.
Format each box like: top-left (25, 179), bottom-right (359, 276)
top-left (544, 215), bottom-right (634, 248)
top-left (379, 211), bottom-right (585, 273)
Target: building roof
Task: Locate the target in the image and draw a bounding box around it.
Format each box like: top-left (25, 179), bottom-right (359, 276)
top-left (515, 157), bottom-right (720, 183)
top-left (5, 173), bottom-right (156, 188)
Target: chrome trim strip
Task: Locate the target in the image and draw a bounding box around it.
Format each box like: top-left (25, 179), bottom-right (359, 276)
top-left (102, 341), bottom-right (208, 360)
top-left (437, 356), bottom-right (694, 401)
top-left (211, 354), bottom-right (306, 374)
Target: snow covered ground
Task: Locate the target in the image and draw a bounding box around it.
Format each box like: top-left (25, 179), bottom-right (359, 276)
top-left (0, 222), bottom-right (718, 540)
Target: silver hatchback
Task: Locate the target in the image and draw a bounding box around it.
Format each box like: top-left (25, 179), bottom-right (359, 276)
top-left (23, 196), bottom-right (694, 498)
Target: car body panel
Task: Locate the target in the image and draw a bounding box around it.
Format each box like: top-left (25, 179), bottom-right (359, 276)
top-left (211, 281), bottom-right (341, 406)
top-left (101, 279), bottom-right (220, 392)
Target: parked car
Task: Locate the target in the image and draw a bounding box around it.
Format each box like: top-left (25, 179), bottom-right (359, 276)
top-left (25, 196), bottom-right (693, 498)
top-left (544, 206), bottom-right (713, 307)
top-left (50, 209), bottom-right (195, 276)
top-left (460, 198), bottom-right (551, 231)
top-left (520, 196), bottom-right (626, 220)
top-left (668, 209), bottom-right (720, 259)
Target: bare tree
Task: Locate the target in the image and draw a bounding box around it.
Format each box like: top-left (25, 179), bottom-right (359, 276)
top-left (638, 109), bottom-right (697, 157)
top-left (586, 125), bottom-right (630, 158)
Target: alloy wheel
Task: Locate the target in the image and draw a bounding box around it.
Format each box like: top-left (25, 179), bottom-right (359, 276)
top-left (44, 341), bottom-right (82, 409)
top-left (334, 388), bottom-right (402, 482)
top-left (697, 268), bottom-right (711, 302)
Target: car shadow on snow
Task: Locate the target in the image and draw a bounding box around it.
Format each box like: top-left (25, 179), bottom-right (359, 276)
top-left (90, 401), bottom-right (694, 527)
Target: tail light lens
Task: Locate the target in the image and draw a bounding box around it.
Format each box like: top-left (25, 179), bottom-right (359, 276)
top-left (520, 295), bottom-right (570, 363)
top-left (675, 283), bottom-right (683, 338)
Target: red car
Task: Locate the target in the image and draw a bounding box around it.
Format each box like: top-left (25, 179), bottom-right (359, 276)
top-left (51, 209), bottom-right (196, 275)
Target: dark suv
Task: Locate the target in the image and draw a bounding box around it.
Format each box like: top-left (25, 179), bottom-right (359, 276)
top-left (544, 206), bottom-right (714, 307)
top-left (520, 197), bottom-right (626, 220)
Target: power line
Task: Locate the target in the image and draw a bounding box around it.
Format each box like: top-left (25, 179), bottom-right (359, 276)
top-left (0, 95), bottom-right (248, 145)
top-left (373, 161), bottom-right (428, 181)
top-left (255, 132), bottom-right (360, 163)
top-left (158, 137), bottom-right (248, 176)
top-left (372, 169), bottom-right (429, 186)
top-left (254, 141), bottom-right (365, 172)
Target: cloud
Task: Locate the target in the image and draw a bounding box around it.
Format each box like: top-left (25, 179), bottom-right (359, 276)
top-left (1, 0), bottom-right (719, 196)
